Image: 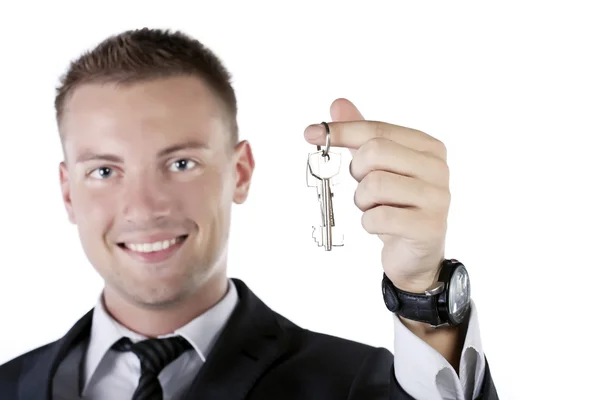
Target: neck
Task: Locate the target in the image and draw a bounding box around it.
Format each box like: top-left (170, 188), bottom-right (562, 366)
top-left (102, 270), bottom-right (229, 338)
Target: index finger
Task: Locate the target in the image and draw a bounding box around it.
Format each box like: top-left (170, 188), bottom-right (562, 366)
top-left (304, 120), bottom-right (444, 156)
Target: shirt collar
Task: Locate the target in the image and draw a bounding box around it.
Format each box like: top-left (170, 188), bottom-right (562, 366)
top-left (84, 278), bottom-right (239, 387)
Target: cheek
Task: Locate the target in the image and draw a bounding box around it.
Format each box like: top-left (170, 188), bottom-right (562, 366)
top-left (70, 188), bottom-right (119, 273)
top-left (181, 172), bottom-right (234, 240)
top-left (72, 186), bottom-right (117, 237)
top-left (182, 171), bottom-right (232, 215)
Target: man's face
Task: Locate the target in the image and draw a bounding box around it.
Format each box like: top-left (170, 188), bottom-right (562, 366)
top-left (59, 76), bottom-right (254, 308)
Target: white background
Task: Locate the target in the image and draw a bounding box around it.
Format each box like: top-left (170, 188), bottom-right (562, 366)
top-left (0, 1), bottom-right (598, 399)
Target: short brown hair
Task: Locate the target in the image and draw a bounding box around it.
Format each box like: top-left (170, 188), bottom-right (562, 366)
top-left (55, 27), bottom-right (238, 143)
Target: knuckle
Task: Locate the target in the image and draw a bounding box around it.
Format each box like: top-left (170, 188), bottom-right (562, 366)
top-left (361, 206), bottom-right (385, 233)
top-left (437, 159), bottom-right (450, 183)
top-left (353, 139), bottom-right (386, 179)
top-left (349, 156), bottom-right (366, 182)
top-left (432, 139), bottom-right (448, 160)
top-left (411, 178), bottom-right (436, 203)
top-left (426, 186), bottom-right (451, 212)
top-left (373, 121), bottom-right (392, 140)
top-left (441, 188), bottom-right (451, 209)
top-left (364, 137), bottom-right (388, 153)
top-left (363, 170), bottom-right (386, 194)
top-left (360, 210), bottom-right (372, 232)
top-left (348, 159), bottom-right (359, 181)
top-left (353, 185), bottom-right (366, 210)
top-left (355, 172), bottom-right (380, 211)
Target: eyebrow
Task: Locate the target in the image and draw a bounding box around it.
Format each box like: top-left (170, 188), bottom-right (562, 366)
top-left (75, 139), bottom-right (210, 164)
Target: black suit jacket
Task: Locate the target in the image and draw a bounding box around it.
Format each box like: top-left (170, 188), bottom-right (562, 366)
top-left (0, 278), bottom-right (498, 399)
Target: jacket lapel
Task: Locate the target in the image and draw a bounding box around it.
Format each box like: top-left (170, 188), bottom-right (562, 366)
top-left (182, 278), bottom-right (291, 400)
top-left (18, 308), bottom-right (94, 400)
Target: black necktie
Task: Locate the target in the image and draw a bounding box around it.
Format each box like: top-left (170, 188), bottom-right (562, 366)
top-left (112, 335), bottom-right (192, 400)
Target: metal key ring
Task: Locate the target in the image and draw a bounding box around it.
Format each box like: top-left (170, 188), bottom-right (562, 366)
top-left (317, 121), bottom-right (331, 159)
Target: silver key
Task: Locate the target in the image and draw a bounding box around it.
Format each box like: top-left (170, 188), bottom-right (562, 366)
top-left (306, 150), bottom-right (344, 250)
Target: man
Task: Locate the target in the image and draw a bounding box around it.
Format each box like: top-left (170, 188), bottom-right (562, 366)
top-left (0, 28), bottom-right (498, 399)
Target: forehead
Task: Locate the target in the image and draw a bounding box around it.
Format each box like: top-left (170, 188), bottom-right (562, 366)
top-left (61, 76), bottom-right (228, 157)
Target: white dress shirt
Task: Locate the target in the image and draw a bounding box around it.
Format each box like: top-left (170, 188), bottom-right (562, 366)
top-left (70, 279), bottom-right (484, 400)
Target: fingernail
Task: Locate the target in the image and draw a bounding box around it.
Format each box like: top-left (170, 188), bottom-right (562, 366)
top-left (304, 124), bottom-right (323, 141)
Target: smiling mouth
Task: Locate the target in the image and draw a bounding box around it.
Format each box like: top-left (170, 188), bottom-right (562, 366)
top-left (116, 235), bottom-right (188, 264)
top-left (117, 235), bottom-right (188, 253)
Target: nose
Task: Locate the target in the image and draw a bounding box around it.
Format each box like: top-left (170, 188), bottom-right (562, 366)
top-left (121, 173), bottom-right (173, 223)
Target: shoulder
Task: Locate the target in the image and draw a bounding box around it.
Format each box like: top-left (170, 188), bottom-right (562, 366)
top-left (274, 312), bottom-right (393, 372)
top-left (255, 312), bottom-right (393, 396)
top-left (0, 342), bottom-right (55, 387)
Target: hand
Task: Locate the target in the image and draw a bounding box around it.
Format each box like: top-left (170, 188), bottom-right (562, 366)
top-left (304, 98), bottom-right (450, 293)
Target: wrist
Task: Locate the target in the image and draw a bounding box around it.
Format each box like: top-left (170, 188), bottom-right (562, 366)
top-left (398, 314), bottom-right (459, 335)
top-left (389, 269), bottom-right (442, 294)
top-left (392, 277), bottom-right (437, 294)
top-left (397, 313), bottom-right (465, 372)
top-left (387, 255), bottom-right (445, 293)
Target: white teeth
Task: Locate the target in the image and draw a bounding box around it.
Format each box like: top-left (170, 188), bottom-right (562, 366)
top-left (125, 237), bottom-right (181, 253)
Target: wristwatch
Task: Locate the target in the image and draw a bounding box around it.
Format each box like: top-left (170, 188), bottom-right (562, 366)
top-left (381, 259), bottom-right (471, 328)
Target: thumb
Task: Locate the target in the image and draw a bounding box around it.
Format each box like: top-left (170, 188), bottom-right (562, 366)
top-left (329, 98), bottom-right (365, 157)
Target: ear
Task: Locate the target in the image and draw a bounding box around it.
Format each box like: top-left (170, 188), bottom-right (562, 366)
top-left (59, 161), bottom-right (77, 224)
top-left (231, 140), bottom-right (255, 204)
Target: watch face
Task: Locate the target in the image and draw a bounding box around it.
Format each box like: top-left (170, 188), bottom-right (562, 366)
top-left (448, 265), bottom-right (470, 323)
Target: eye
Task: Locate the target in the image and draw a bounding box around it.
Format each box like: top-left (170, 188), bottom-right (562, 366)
top-left (169, 159), bottom-right (197, 172)
top-left (89, 167), bottom-right (113, 179)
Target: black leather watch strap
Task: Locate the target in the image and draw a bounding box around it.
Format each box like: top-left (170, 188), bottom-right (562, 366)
top-left (381, 259), bottom-right (469, 327)
top-left (396, 285), bottom-right (442, 325)
top-left (381, 274), bottom-right (442, 325)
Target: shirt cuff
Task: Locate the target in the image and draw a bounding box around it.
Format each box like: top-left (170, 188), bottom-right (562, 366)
top-left (392, 300), bottom-right (486, 400)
